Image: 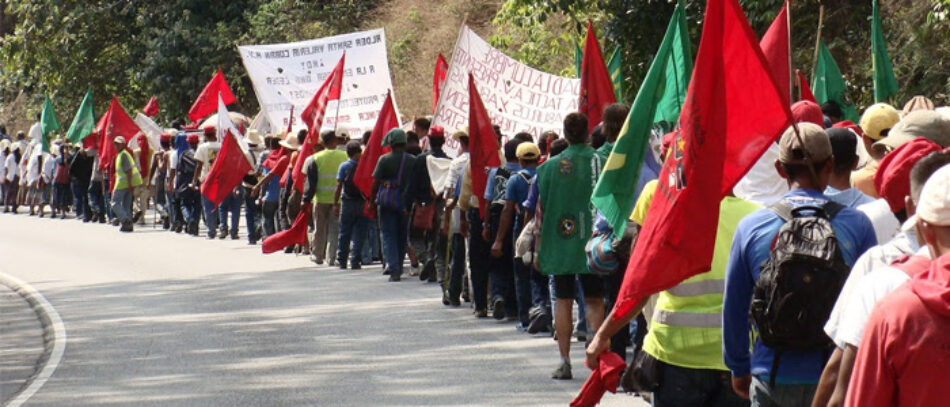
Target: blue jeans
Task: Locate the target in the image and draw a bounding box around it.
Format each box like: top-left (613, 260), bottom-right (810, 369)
top-left (87, 180), bottom-right (104, 216)
top-left (513, 257), bottom-right (533, 327)
top-left (71, 180), bottom-right (89, 220)
top-left (243, 187), bottom-right (260, 242)
top-left (201, 196), bottom-right (220, 237)
top-left (653, 363), bottom-right (749, 407)
top-left (111, 188), bottom-right (133, 222)
top-left (362, 220), bottom-right (379, 264)
top-left (218, 189), bottom-right (242, 235)
top-left (378, 206), bottom-right (407, 277)
top-left (749, 376), bottom-right (817, 407)
top-left (337, 198), bottom-right (368, 266)
top-left (261, 200), bottom-right (279, 237)
top-left (486, 208), bottom-right (516, 316)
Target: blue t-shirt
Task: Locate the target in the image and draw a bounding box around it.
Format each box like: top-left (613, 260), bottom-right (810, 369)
top-left (723, 189), bottom-right (877, 383)
top-left (506, 167), bottom-right (535, 206)
top-left (336, 159), bottom-right (362, 200)
top-left (262, 167), bottom-right (282, 202)
top-left (484, 162), bottom-right (522, 201)
top-left (823, 186), bottom-right (875, 208)
top-left (522, 175), bottom-right (539, 212)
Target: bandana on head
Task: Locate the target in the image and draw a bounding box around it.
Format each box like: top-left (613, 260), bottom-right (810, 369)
top-left (874, 137), bottom-right (942, 212)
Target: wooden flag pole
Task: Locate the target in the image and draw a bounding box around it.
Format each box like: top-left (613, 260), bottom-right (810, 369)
top-left (811, 4), bottom-right (825, 84)
top-left (786, 0), bottom-right (794, 104)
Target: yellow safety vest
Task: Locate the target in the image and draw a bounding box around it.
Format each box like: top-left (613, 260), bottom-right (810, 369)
top-left (113, 149), bottom-right (143, 191)
top-left (312, 149), bottom-right (347, 204)
top-left (641, 195), bottom-right (760, 371)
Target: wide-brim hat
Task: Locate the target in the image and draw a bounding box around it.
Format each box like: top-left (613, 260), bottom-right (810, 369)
top-left (246, 129), bottom-right (263, 145)
top-left (278, 132), bottom-right (300, 150)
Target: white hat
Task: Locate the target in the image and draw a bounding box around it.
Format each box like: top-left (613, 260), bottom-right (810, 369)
top-left (246, 129), bottom-right (263, 146)
top-left (114, 136), bottom-right (126, 144)
top-left (914, 164), bottom-right (950, 227)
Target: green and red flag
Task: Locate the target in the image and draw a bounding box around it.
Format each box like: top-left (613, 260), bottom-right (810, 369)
top-left (591, 0), bottom-right (692, 235)
top-left (40, 95), bottom-right (60, 153)
top-left (612, 0), bottom-right (793, 320)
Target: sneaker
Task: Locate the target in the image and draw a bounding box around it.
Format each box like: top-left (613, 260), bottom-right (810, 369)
top-left (119, 220), bottom-right (134, 233)
top-left (527, 313), bottom-right (552, 334)
top-left (442, 293), bottom-right (451, 306)
top-left (419, 260), bottom-right (433, 281)
top-left (551, 361), bottom-right (572, 380)
top-left (492, 298), bottom-right (506, 320)
top-left (408, 264), bottom-right (421, 277)
top-left (310, 255), bottom-right (324, 265)
top-left (230, 232), bottom-right (239, 240)
top-left (350, 263), bottom-right (362, 270)
top-left (218, 229), bottom-right (227, 239)
top-left (133, 211), bottom-right (143, 223)
top-left (388, 275), bottom-right (401, 282)
top-left (474, 309), bottom-right (488, 318)
top-left (574, 330), bottom-right (588, 342)
top-left (338, 263), bottom-right (348, 270)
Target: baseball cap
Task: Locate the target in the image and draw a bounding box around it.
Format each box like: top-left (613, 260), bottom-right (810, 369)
top-left (913, 164), bottom-right (950, 227)
top-left (791, 100), bottom-right (824, 126)
top-left (428, 125), bottom-right (445, 138)
top-left (872, 110), bottom-right (950, 156)
top-left (859, 103), bottom-right (900, 141)
top-left (873, 137), bottom-right (942, 212)
top-left (778, 123), bottom-right (832, 164)
top-left (516, 142), bottom-right (540, 160)
top-left (114, 136), bottom-right (126, 144)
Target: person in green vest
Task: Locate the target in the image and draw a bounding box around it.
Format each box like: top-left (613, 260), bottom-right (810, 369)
top-left (536, 112), bottom-right (605, 380)
top-left (302, 131), bottom-right (346, 266)
top-left (111, 136), bottom-right (143, 232)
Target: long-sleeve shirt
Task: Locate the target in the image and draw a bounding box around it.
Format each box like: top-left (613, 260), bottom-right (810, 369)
top-left (301, 156), bottom-right (319, 203)
top-left (723, 188), bottom-right (877, 383)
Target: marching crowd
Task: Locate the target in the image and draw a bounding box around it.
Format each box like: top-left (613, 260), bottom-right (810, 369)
top-left (2, 94), bottom-right (950, 407)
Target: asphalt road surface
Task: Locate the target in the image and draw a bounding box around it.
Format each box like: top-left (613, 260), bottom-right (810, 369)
top-left (0, 212), bottom-right (646, 406)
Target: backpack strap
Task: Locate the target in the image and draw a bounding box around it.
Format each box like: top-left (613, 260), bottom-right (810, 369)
top-left (768, 201), bottom-right (795, 223)
top-left (820, 200), bottom-right (846, 220)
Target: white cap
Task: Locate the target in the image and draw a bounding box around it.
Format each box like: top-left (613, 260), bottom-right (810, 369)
top-left (915, 164), bottom-right (950, 226)
top-left (114, 136), bottom-right (126, 144)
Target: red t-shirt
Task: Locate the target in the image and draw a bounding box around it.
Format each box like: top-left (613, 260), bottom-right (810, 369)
top-left (846, 256), bottom-right (950, 407)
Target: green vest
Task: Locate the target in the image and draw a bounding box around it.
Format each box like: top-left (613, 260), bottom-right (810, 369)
top-left (113, 149), bottom-right (143, 191)
top-left (537, 144), bottom-right (601, 276)
top-left (312, 149), bottom-right (347, 204)
top-left (642, 196), bottom-right (760, 370)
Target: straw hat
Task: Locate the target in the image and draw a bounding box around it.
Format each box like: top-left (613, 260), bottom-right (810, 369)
top-left (246, 129), bottom-right (263, 146)
top-left (278, 132), bottom-right (300, 150)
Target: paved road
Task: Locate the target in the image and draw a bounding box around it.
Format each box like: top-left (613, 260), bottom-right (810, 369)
top-left (0, 212), bottom-right (645, 406)
top-left (0, 282), bottom-right (46, 403)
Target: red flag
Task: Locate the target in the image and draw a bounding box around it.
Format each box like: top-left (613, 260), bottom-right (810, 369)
top-left (468, 73), bottom-right (502, 219)
top-left (262, 202), bottom-right (312, 254)
top-left (293, 53), bottom-right (345, 193)
top-left (96, 96), bottom-right (141, 171)
top-left (797, 69), bottom-right (818, 104)
top-left (188, 70), bottom-right (236, 122)
top-left (354, 90), bottom-right (397, 198)
top-left (432, 53), bottom-right (448, 113)
top-left (578, 20), bottom-right (617, 133)
top-left (200, 130), bottom-right (253, 205)
top-left (613, 0), bottom-right (793, 320)
top-left (143, 96), bottom-right (159, 117)
top-left (760, 1), bottom-right (790, 102)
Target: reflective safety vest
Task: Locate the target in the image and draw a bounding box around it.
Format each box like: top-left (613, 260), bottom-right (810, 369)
top-left (312, 149), bottom-right (347, 204)
top-left (113, 149), bottom-right (143, 191)
top-left (641, 196), bottom-right (760, 370)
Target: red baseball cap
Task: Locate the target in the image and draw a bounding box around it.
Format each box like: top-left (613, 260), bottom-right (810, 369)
top-left (874, 137), bottom-right (942, 212)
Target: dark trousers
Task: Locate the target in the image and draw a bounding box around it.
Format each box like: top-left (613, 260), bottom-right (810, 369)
top-left (448, 232), bottom-right (466, 301)
top-left (261, 200), bottom-right (280, 237)
top-left (378, 206), bottom-right (408, 277)
top-left (467, 208), bottom-right (491, 311)
top-left (655, 363), bottom-right (749, 407)
top-left (87, 180), bottom-right (104, 217)
top-left (487, 207), bottom-right (517, 316)
top-left (71, 180), bottom-right (89, 219)
top-left (242, 187), bottom-right (260, 242)
top-left (218, 189), bottom-right (242, 235)
top-left (337, 198), bottom-right (368, 266)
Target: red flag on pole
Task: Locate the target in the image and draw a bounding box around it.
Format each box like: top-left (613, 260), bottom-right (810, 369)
top-left (578, 20), bottom-right (617, 133)
top-left (188, 70), bottom-right (236, 122)
top-left (612, 0), bottom-right (793, 320)
top-left (201, 95), bottom-right (255, 205)
top-left (262, 202), bottom-right (312, 254)
top-left (797, 69), bottom-right (818, 104)
top-left (143, 96), bottom-right (159, 117)
top-left (354, 90), bottom-right (397, 198)
top-left (468, 73), bottom-right (502, 219)
top-left (760, 1), bottom-right (790, 102)
top-left (96, 96), bottom-right (141, 171)
top-left (433, 53), bottom-right (449, 113)
top-left (292, 53), bottom-right (346, 193)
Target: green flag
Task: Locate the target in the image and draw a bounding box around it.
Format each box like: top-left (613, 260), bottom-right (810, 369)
top-left (812, 41), bottom-right (859, 122)
top-left (66, 89), bottom-right (96, 144)
top-left (40, 95), bottom-right (60, 153)
top-left (575, 42), bottom-right (583, 78)
top-left (591, 1), bottom-right (692, 235)
top-left (871, 0), bottom-right (897, 103)
top-left (607, 47), bottom-right (624, 102)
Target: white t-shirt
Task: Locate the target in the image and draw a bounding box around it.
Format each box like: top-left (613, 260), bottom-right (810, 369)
top-left (444, 151), bottom-right (469, 199)
top-left (5, 154), bottom-right (16, 182)
top-left (28, 122), bottom-right (42, 143)
top-left (0, 151), bottom-right (6, 181)
top-left (824, 221), bottom-right (920, 347)
top-left (834, 246), bottom-right (931, 347)
top-left (41, 153), bottom-right (55, 183)
top-left (193, 142), bottom-right (221, 181)
top-left (856, 198), bottom-right (900, 245)
top-left (734, 143), bottom-right (788, 206)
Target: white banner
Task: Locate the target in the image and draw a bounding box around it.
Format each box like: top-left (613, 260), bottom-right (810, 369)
top-left (434, 26), bottom-right (579, 154)
top-left (239, 28), bottom-right (400, 138)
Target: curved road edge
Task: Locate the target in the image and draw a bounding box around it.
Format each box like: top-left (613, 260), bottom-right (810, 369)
top-left (0, 271), bottom-right (67, 407)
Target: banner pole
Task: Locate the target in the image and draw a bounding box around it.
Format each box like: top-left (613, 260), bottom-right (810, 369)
top-left (786, 0), bottom-right (794, 104)
top-left (811, 5), bottom-right (825, 84)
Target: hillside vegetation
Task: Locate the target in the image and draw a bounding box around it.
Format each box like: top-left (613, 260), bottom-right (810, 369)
top-left (0, 0), bottom-right (948, 134)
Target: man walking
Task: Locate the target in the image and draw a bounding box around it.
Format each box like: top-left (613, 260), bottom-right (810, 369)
top-left (111, 136), bottom-right (142, 232)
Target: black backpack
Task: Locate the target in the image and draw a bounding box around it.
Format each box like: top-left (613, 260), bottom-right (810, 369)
top-left (750, 201), bottom-right (850, 385)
